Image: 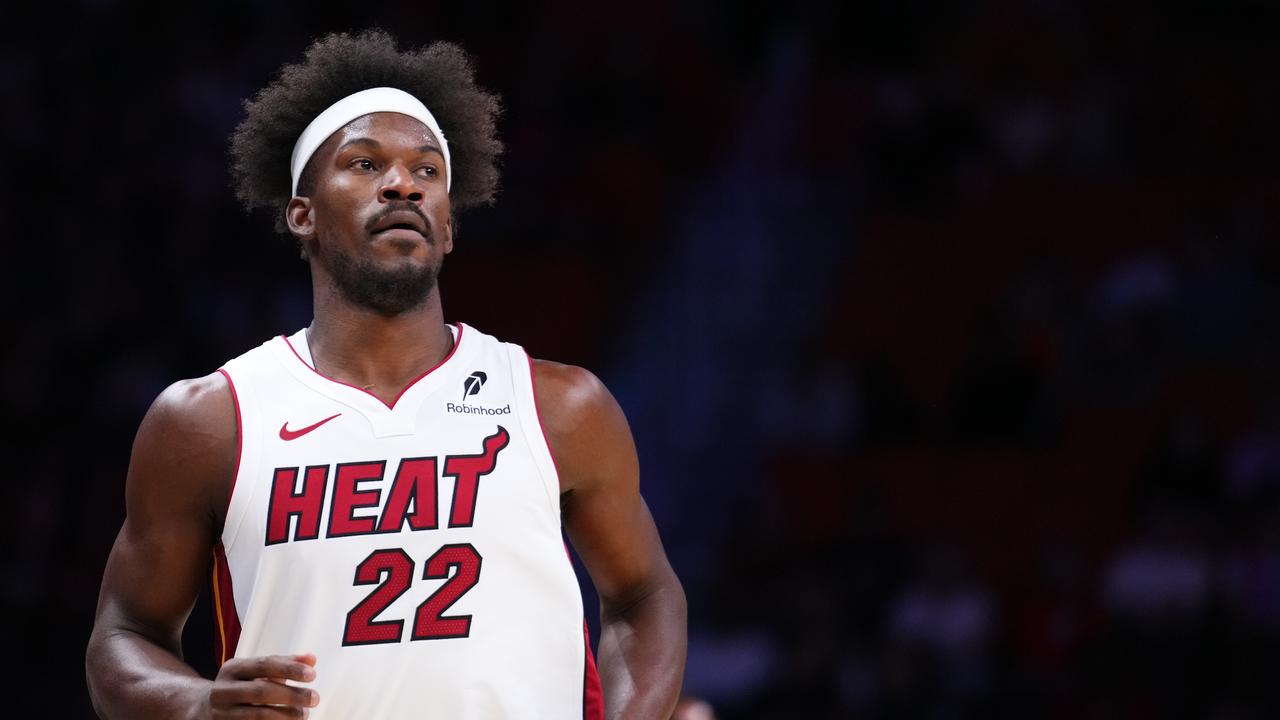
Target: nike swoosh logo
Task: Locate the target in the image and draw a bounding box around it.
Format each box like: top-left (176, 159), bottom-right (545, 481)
top-left (279, 413), bottom-right (342, 441)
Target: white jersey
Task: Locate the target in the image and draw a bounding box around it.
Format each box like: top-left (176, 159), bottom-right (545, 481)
top-left (213, 323), bottom-right (603, 719)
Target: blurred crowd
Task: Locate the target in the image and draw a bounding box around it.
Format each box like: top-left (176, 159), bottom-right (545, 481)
top-left (4, 2), bottom-right (1280, 718)
top-left (647, 3), bottom-right (1280, 718)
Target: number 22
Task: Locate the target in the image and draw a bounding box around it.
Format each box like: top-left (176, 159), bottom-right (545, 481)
top-left (342, 544), bottom-right (482, 646)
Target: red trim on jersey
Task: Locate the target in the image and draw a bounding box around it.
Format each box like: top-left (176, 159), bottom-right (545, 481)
top-left (583, 620), bottom-right (604, 720)
top-left (562, 542), bottom-right (604, 720)
top-left (215, 369), bottom-right (242, 518)
top-left (281, 323), bottom-right (464, 411)
top-left (540, 355), bottom-right (598, 718)
top-left (212, 371), bottom-right (242, 668)
top-left (525, 353), bottom-right (564, 481)
top-left (212, 542), bottom-right (241, 667)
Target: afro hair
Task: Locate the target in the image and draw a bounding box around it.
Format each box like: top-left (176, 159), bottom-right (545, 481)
top-left (230, 29), bottom-right (503, 233)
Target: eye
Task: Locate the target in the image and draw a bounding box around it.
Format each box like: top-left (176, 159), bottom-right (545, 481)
top-left (417, 165), bottom-right (438, 178)
top-left (349, 158), bottom-right (375, 171)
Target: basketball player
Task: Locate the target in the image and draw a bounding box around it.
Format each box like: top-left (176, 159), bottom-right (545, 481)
top-left (85, 31), bottom-right (686, 719)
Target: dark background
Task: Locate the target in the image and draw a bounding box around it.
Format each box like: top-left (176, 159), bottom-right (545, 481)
top-left (5, 2), bottom-right (1280, 717)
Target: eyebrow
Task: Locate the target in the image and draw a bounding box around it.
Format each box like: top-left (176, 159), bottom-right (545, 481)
top-left (337, 137), bottom-right (381, 151)
top-left (336, 137), bottom-right (443, 156)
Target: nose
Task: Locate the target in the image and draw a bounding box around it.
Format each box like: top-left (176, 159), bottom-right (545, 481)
top-left (378, 163), bottom-right (423, 203)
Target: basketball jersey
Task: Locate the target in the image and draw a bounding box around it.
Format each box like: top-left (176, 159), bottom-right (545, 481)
top-left (213, 323), bottom-right (603, 719)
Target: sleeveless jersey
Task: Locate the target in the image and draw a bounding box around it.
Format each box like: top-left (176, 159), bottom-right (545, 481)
top-left (212, 323), bottom-right (603, 719)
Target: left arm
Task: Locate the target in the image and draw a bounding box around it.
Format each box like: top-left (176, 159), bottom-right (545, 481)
top-left (533, 360), bottom-right (687, 720)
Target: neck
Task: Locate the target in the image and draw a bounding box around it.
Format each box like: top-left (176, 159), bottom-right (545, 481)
top-left (307, 283), bottom-right (454, 406)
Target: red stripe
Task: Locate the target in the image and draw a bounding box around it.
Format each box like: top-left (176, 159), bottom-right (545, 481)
top-left (539, 359), bottom-right (601, 719)
top-left (561, 544), bottom-right (603, 719)
top-left (583, 620), bottom-right (604, 720)
top-left (215, 369), bottom-right (242, 517)
top-left (212, 369), bottom-right (243, 667)
top-left (281, 323), bottom-right (464, 410)
top-left (212, 543), bottom-right (241, 667)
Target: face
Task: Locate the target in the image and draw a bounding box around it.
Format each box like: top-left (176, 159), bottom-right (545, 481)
top-left (286, 112), bottom-right (453, 316)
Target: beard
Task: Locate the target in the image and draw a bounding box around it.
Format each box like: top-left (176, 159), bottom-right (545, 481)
top-left (319, 239), bottom-right (440, 316)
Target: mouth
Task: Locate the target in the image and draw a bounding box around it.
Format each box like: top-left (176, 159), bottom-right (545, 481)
top-left (372, 223), bottom-right (426, 240)
top-left (369, 209), bottom-right (429, 240)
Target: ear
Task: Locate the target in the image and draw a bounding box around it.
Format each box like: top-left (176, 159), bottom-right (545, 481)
top-left (443, 213), bottom-right (455, 255)
top-left (286, 196), bottom-right (316, 240)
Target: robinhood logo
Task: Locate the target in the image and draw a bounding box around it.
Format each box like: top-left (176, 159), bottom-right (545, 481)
top-left (462, 371), bottom-right (487, 402)
top-left (446, 402), bottom-right (511, 416)
top-left (449, 370), bottom-right (510, 414)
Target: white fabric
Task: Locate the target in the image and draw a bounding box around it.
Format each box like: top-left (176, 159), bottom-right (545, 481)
top-left (290, 87), bottom-right (453, 196)
top-left (218, 324), bottom-right (586, 719)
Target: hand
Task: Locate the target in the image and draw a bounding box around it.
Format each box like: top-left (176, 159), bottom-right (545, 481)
top-left (208, 653), bottom-right (319, 718)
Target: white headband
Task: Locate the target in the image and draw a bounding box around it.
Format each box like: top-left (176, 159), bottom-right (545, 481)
top-left (289, 86), bottom-right (452, 197)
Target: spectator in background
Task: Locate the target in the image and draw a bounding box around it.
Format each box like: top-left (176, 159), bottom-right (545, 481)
top-left (671, 696), bottom-right (717, 720)
top-left (886, 547), bottom-right (996, 705)
top-left (1103, 507), bottom-right (1211, 625)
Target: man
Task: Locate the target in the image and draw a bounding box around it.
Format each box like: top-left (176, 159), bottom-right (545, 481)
top-left (86, 30), bottom-right (686, 719)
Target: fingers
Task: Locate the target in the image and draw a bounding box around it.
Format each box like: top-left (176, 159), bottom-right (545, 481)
top-left (220, 704), bottom-right (310, 718)
top-left (211, 653), bottom-right (319, 717)
top-left (211, 678), bottom-right (318, 712)
top-left (220, 654), bottom-right (317, 683)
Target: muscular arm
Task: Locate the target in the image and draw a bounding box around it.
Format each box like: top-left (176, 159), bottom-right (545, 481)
top-left (533, 361), bottom-right (687, 720)
top-left (85, 374), bottom-right (316, 719)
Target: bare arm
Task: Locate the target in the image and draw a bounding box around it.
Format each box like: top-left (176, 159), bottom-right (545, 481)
top-left (85, 374), bottom-right (318, 719)
top-left (534, 360), bottom-right (687, 720)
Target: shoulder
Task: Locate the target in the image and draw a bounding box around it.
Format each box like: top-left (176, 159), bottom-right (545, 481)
top-left (129, 372), bottom-right (238, 528)
top-left (530, 359), bottom-right (637, 495)
top-left (142, 371), bottom-right (237, 439)
top-left (530, 359), bottom-right (613, 431)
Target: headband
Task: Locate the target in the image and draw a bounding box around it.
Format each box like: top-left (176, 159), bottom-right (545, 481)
top-left (289, 87), bottom-right (452, 196)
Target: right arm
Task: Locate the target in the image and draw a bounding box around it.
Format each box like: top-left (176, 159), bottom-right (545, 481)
top-left (85, 374), bottom-right (318, 719)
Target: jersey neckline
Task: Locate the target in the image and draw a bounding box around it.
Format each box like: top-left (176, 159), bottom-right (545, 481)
top-left (279, 322), bottom-right (465, 412)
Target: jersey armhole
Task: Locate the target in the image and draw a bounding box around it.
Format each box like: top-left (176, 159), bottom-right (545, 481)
top-left (506, 345), bottom-right (563, 520)
top-left (217, 361), bottom-right (261, 552)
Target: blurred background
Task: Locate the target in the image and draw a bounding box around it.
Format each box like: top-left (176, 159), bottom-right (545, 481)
top-left (5, 1), bottom-right (1280, 717)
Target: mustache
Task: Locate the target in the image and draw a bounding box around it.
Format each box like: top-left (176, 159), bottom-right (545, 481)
top-left (364, 202), bottom-right (431, 234)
